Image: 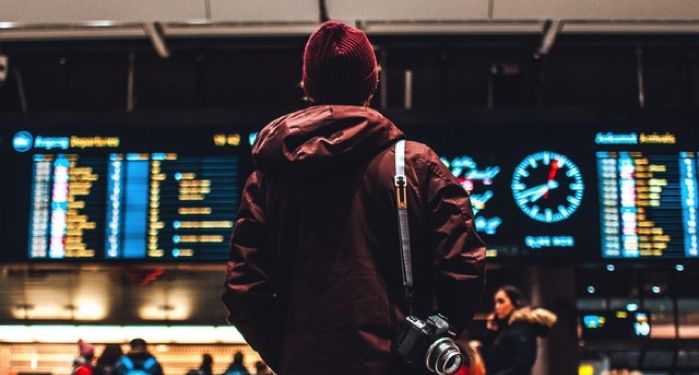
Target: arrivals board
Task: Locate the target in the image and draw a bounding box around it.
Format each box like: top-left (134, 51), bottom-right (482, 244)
top-left (439, 123), bottom-right (697, 260)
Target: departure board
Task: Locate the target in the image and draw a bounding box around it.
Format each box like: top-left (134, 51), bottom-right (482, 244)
top-left (597, 151), bottom-right (698, 259)
top-left (4, 127), bottom-right (247, 261)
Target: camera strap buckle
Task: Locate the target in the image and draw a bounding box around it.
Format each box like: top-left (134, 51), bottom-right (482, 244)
top-left (394, 175), bottom-right (408, 210)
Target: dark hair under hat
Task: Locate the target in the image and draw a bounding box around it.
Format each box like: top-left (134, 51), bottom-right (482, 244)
top-left (302, 20), bottom-right (379, 105)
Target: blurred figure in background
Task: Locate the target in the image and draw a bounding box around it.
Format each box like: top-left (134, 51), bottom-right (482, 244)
top-left (72, 339), bottom-right (95, 375)
top-left (186, 353), bottom-right (213, 375)
top-left (253, 361), bottom-right (273, 375)
top-left (115, 338), bottom-right (163, 375)
top-left (198, 354), bottom-right (213, 375)
top-left (94, 344), bottom-right (123, 375)
top-left (223, 351), bottom-right (250, 375)
top-left (482, 285), bottom-right (557, 375)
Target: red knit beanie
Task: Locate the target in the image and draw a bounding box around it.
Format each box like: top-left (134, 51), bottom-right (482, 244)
top-left (78, 339), bottom-right (95, 357)
top-left (302, 20), bottom-right (379, 105)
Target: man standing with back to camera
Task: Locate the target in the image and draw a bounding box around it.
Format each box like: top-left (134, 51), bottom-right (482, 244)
top-left (222, 20), bottom-right (485, 375)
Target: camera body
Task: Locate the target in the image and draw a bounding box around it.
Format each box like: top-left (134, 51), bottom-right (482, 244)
top-left (392, 314), bottom-right (464, 375)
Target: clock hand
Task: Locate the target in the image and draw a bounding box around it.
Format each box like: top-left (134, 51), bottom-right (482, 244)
top-left (518, 183), bottom-right (550, 199)
top-left (529, 188), bottom-right (549, 202)
top-left (531, 180), bottom-right (560, 202)
top-left (544, 160), bottom-right (559, 199)
top-left (524, 180), bottom-right (560, 203)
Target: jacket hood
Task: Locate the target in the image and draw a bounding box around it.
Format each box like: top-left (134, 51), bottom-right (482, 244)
top-left (509, 307), bottom-right (558, 337)
top-left (252, 105), bottom-right (404, 175)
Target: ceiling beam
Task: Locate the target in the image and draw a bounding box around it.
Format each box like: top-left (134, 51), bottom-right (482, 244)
top-left (143, 22), bottom-right (170, 58)
top-left (536, 19), bottom-right (561, 56)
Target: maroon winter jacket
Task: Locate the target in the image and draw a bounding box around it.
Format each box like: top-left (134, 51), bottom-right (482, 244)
top-left (222, 105), bottom-right (485, 375)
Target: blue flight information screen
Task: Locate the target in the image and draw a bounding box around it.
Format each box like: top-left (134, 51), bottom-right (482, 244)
top-left (6, 129), bottom-right (246, 261)
top-left (438, 124), bottom-right (697, 260)
top-left (596, 149), bottom-right (698, 259)
top-left (2, 119), bottom-right (697, 262)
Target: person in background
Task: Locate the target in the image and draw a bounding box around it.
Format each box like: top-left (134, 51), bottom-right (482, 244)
top-left (482, 285), bottom-right (558, 375)
top-left (221, 19), bottom-right (485, 375)
top-left (198, 354), bottom-right (213, 375)
top-left (93, 344), bottom-right (124, 375)
top-left (253, 361), bottom-right (273, 375)
top-left (223, 351), bottom-right (250, 375)
top-left (115, 338), bottom-right (163, 375)
top-left (72, 339), bottom-right (95, 375)
top-left (186, 353), bottom-right (214, 375)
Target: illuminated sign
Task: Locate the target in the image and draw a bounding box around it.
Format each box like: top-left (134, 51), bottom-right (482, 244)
top-left (583, 315), bottom-right (606, 329)
top-left (525, 235), bottom-right (575, 249)
top-left (213, 133), bottom-right (241, 147)
top-left (70, 136), bottom-right (120, 149)
top-left (595, 132), bottom-right (677, 145)
top-left (34, 136), bottom-right (70, 151)
top-left (595, 132), bottom-right (638, 145)
top-left (633, 312), bottom-right (651, 337)
top-left (598, 151), bottom-right (699, 259)
top-left (27, 152), bottom-right (240, 260)
top-left (13, 132), bottom-right (121, 152)
top-left (13, 131), bottom-right (33, 152)
top-left (442, 155), bottom-right (502, 235)
top-left (639, 132), bottom-right (676, 145)
top-left (581, 310), bottom-right (651, 340)
top-left (475, 217), bottom-right (502, 235)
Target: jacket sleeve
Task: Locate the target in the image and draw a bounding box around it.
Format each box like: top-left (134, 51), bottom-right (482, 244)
top-left (490, 328), bottom-right (537, 375)
top-left (421, 147), bottom-right (486, 334)
top-left (221, 171), bottom-right (280, 367)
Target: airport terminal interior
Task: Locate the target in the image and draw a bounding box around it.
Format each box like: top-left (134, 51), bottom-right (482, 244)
top-left (2, 1), bottom-right (699, 374)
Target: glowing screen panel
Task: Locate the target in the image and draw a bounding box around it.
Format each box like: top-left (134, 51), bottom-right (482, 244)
top-left (6, 129), bottom-right (245, 261)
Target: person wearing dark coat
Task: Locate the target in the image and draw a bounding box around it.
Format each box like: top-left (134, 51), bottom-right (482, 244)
top-left (223, 351), bottom-right (250, 375)
top-left (93, 344), bottom-right (123, 375)
top-left (114, 338), bottom-right (163, 375)
top-left (186, 353), bottom-right (214, 375)
top-left (483, 286), bottom-right (557, 375)
top-left (222, 20), bottom-right (486, 375)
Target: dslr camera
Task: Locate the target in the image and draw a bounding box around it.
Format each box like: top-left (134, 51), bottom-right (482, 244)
top-left (392, 314), bottom-right (464, 375)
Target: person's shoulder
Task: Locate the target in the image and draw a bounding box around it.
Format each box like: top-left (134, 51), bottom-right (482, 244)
top-left (255, 113), bottom-right (291, 142)
top-left (403, 140), bottom-right (430, 154)
top-left (403, 141), bottom-right (454, 182)
top-left (403, 141), bottom-right (441, 165)
top-left (506, 320), bottom-right (538, 338)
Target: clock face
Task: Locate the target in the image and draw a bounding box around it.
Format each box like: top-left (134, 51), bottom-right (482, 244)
top-left (511, 151), bottom-right (584, 223)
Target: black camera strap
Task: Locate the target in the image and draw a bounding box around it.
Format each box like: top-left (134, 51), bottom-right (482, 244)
top-left (394, 139), bottom-right (415, 315)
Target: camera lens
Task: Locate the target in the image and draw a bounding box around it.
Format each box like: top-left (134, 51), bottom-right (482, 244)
top-left (425, 337), bottom-right (465, 375)
top-left (439, 350), bottom-right (463, 374)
